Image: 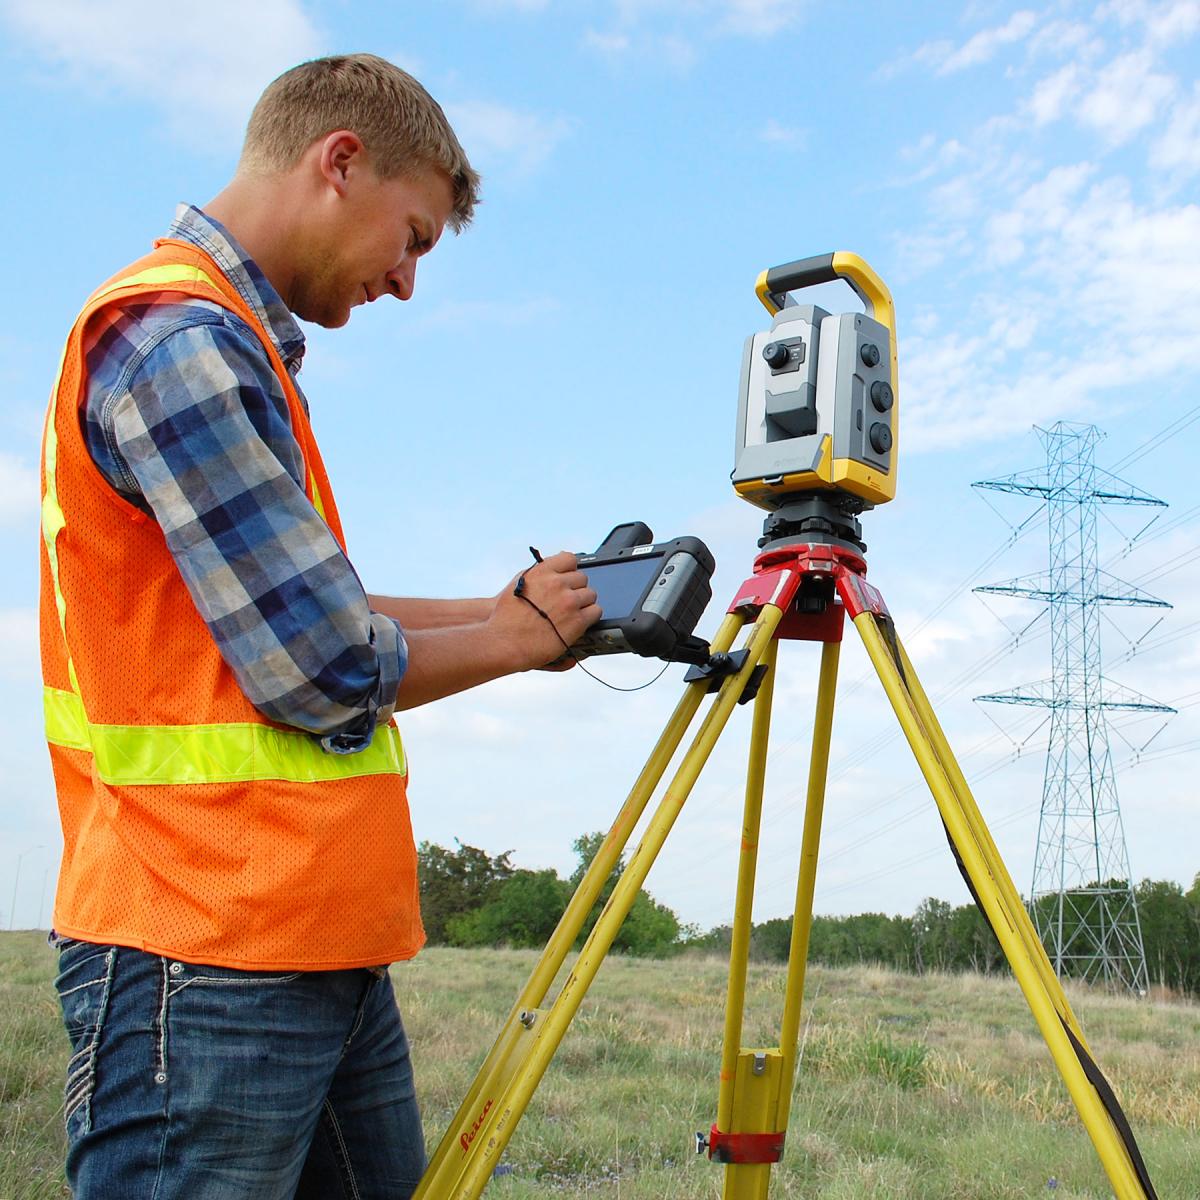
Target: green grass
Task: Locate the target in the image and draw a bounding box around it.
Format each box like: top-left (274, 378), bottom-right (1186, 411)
top-left (3, 933), bottom-right (1199, 1197)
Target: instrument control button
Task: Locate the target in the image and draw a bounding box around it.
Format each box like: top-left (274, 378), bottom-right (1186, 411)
top-left (870, 380), bottom-right (893, 411)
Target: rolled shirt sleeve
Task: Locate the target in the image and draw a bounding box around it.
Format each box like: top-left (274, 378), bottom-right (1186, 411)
top-left (105, 310), bottom-right (405, 751)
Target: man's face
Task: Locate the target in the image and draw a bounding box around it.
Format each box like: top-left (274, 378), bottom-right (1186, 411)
top-left (296, 165), bottom-right (455, 329)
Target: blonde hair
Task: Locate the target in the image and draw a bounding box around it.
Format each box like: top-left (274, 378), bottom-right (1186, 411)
top-left (241, 54), bottom-right (480, 231)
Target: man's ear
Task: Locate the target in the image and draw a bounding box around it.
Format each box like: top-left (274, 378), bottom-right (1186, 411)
top-left (318, 130), bottom-right (367, 196)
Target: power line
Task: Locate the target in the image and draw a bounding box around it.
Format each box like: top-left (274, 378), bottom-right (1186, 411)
top-left (1131, 542), bottom-right (1200, 587)
top-left (1102, 501), bottom-right (1200, 568)
top-left (1107, 405), bottom-right (1200, 473)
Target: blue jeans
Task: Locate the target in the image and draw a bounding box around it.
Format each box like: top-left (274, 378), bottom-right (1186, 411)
top-left (52, 936), bottom-right (426, 1199)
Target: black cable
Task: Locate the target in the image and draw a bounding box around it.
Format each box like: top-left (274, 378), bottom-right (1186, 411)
top-left (514, 549), bottom-right (671, 693)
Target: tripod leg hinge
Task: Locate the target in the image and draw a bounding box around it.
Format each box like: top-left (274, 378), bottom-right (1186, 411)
top-left (701, 1124), bottom-right (785, 1164)
top-left (835, 570), bottom-right (888, 620)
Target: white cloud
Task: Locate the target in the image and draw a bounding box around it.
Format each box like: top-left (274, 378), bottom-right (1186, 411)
top-left (0, 452), bottom-right (38, 528)
top-left (582, 26), bottom-right (698, 70)
top-left (1026, 63), bottom-right (1083, 125)
top-left (0, 0), bottom-right (323, 153)
top-left (938, 9), bottom-right (1040, 74)
top-left (1022, 51), bottom-right (1177, 145)
top-left (758, 119), bottom-right (806, 149)
top-left (982, 161), bottom-right (1096, 265)
top-left (1075, 49), bottom-right (1175, 146)
top-left (1143, 0), bottom-right (1200, 43)
top-left (884, 2), bottom-right (1200, 452)
top-left (901, 173), bottom-right (1200, 450)
top-left (585, 0), bottom-right (809, 66)
top-left (444, 100), bottom-right (574, 178)
top-left (1099, 0), bottom-right (1200, 43)
top-left (1026, 18), bottom-right (1105, 61)
top-left (1150, 80), bottom-right (1200, 177)
top-left (908, 10), bottom-right (1038, 76)
top-left (584, 28), bottom-right (633, 55)
top-left (895, 135), bottom-right (969, 186)
top-left (892, 228), bottom-right (969, 279)
top-left (719, 0), bottom-right (806, 36)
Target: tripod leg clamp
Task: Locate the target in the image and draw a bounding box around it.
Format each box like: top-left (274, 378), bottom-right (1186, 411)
top-left (697, 1124), bottom-right (785, 1164)
top-left (683, 649), bottom-right (769, 705)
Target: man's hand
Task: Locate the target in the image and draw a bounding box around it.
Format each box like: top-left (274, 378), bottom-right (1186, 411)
top-left (387, 551), bottom-right (600, 709)
top-left (489, 551), bottom-right (601, 671)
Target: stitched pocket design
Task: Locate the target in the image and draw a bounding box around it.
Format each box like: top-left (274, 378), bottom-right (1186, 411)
top-left (56, 944), bottom-right (117, 1138)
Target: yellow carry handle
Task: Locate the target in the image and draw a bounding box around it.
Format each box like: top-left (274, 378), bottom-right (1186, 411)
top-left (754, 251), bottom-right (896, 343)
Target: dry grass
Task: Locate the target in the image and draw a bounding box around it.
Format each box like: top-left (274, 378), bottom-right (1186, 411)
top-left (3, 934), bottom-right (1198, 1198)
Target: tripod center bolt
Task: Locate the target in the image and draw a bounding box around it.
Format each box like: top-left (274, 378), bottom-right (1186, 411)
top-left (860, 342), bottom-right (881, 367)
top-left (870, 380), bottom-right (894, 411)
top-left (869, 422), bottom-right (893, 454)
top-left (762, 342), bottom-right (791, 369)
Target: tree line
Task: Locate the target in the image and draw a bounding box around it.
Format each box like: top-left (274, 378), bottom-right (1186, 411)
top-left (418, 838), bottom-right (1200, 996)
top-left (418, 833), bottom-right (683, 959)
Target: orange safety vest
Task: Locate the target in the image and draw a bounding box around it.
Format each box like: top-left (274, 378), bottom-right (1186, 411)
top-left (40, 239), bottom-right (424, 970)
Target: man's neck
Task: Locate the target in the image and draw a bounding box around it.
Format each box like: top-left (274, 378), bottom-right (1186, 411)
top-left (204, 176), bottom-right (306, 313)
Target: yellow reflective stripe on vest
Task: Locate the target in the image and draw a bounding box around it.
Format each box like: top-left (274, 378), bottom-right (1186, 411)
top-left (309, 473), bottom-right (327, 520)
top-left (44, 684), bottom-right (90, 751)
top-left (94, 262), bottom-right (220, 300)
top-left (40, 337), bottom-right (73, 682)
top-left (44, 686), bottom-right (406, 785)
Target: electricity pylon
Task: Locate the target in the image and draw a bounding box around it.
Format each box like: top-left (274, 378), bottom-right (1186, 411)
top-left (973, 422), bottom-right (1173, 993)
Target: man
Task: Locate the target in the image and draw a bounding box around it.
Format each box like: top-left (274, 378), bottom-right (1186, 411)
top-left (40, 54), bottom-right (599, 1199)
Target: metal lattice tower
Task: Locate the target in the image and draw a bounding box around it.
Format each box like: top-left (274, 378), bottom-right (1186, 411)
top-left (973, 422), bottom-right (1174, 993)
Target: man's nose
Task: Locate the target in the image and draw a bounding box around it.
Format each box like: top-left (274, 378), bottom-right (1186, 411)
top-left (385, 257), bottom-right (417, 301)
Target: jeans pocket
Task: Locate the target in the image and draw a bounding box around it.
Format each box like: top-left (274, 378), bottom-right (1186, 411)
top-left (164, 960), bottom-right (303, 998)
top-left (55, 942), bottom-right (117, 1139)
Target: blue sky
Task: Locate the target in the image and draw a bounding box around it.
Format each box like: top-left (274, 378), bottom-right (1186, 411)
top-left (2, 0), bottom-right (1199, 934)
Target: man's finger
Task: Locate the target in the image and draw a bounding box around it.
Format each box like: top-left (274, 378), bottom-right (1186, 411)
top-left (540, 550), bottom-right (579, 573)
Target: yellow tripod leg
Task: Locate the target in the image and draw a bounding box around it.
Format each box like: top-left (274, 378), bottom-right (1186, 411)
top-left (717, 638), bottom-right (778, 1131)
top-left (776, 639), bottom-right (840, 1125)
top-left (711, 640), bottom-right (840, 1200)
top-left (419, 605), bottom-right (784, 1200)
top-left (851, 611), bottom-right (1151, 1200)
top-left (713, 640), bottom-right (777, 1200)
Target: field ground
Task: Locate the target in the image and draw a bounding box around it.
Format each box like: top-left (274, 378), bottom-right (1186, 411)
top-left (2, 932), bottom-right (1198, 1198)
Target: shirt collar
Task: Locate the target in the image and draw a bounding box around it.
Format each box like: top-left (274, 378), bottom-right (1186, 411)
top-left (168, 204), bottom-right (306, 370)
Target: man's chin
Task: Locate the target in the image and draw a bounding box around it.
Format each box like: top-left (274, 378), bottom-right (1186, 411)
top-left (299, 304), bottom-right (353, 330)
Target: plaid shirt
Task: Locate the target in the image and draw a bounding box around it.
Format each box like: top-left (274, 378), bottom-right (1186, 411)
top-left (82, 204), bottom-right (407, 753)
